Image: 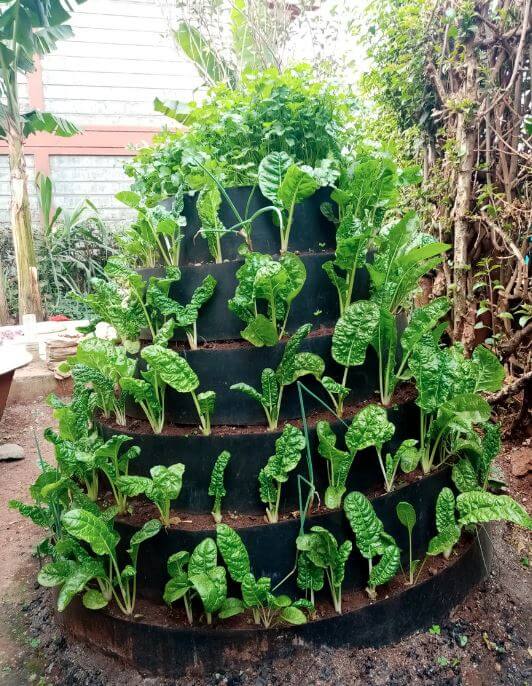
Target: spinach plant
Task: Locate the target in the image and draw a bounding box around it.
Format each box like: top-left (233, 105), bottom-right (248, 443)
top-left (258, 152), bottom-right (320, 253)
top-left (117, 463), bottom-right (185, 526)
top-left (120, 344), bottom-right (216, 435)
top-left (258, 424), bottom-right (306, 523)
top-left (208, 450), bottom-right (231, 523)
top-left (116, 190), bottom-right (185, 267)
top-left (59, 337), bottom-right (135, 426)
top-left (231, 323), bottom-right (324, 430)
top-left (39, 509), bottom-right (160, 615)
top-left (163, 538), bottom-right (234, 624)
top-left (344, 491), bottom-right (401, 599)
top-left (316, 404), bottom-right (395, 508)
top-left (395, 501), bottom-right (418, 585)
top-left (228, 250), bottom-right (306, 346)
top-left (296, 526), bottom-right (352, 613)
top-left (408, 337), bottom-right (504, 473)
top-left (216, 524), bottom-right (312, 627)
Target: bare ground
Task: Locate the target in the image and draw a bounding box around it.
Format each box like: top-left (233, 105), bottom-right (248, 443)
top-left (0, 400), bottom-right (530, 686)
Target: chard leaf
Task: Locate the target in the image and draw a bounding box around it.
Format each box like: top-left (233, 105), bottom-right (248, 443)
top-left (258, 152), bottom-right (292, 203)
top-left (56, 560), bottom-right (106, 612)
top-left (216, 524), bottom-right (251, 582)
top-left (115, 475), bottom-right (152, 497)
top-left (345, 404), bottom-right (395, 454)
top-left (241, 573), bottom-right (269, 608)
top-left (82, 589), bottom-right (108, 610)
top-left (427, 527), bottom-right (461, 557)
top-left (279, 605), bottom-right (307, 625)
top-left (332, 539), bottom-right (353, 586)
top-left (190, 567), bottom-right (227, 613)
top-left (190, 274), bottom-right (217, 310)
top-left (401, 297), bottom-right (451, 356)
top-left (262, 424), bottom-right (305, 484)
top-left (344, 491), bottom-right (388, 559)
top-left (477, 423), bottom-right (501, 486)
top-left (167, 551), bottom-right (190, 577)
top-left (129, 519), bottom-right (161, 560)
top-left (432, 393), bottom-right (491, 437)
top-left (452, 459), bottom-right (481, 493)
top-left (189, 538), bottom-right (218, 576)
top-left (276, 324), bottom-right (312, 386)
top-left (396, 501), bottom-right (416, 531)
top-left (230, 382), bottom-right (262, 405)
top-left (471, 345), bottom-right (505, 393)
top-left (278, 165), bottom-right (319, 209)
top-left (61, 509), bottom-right (120, 557)
top-left (289, 352), bottom-right (325, 383)
top-left (241, 314), bottom-right (279, 346)
top-left (332, 301), bottom-right (380, 368)
top-left (409, 335), bottom-right (455, 412)
top-left (218, 597), bottom-right (245, 619)
top-left (322, 261), bottom-right (347, 303)
top-left (297, 552), bottom-right (325, 592)
top-left (368, 544), bottom-right (401, 589)
top-left (435, 487), bottom-right (457, 533)
top-left (279, 252), bottom-right (306, 304)
top-left (208, 451), bottom-right (231, 501)
top-left (141, 345), bottom-right (199, 393)
top-left (38, 560), bottom-right (76, 587)
top-left (261, 368), bottom-right (279, 410)
top-left (396, 439), bottom-right (421, 473)
top-left (149, 464), bottom-right (185, 504)
top-left (197, 390), bottom-right (216, 416)
top-left (321, 376), bottom-right (350, 400)
top-left (456, 492), bottom-right (532, 529)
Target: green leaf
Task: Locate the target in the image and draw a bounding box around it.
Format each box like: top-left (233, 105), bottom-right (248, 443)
top-left (278, 165), bottom-right (319, 209)
top-left (230, 382), bottom-right (263, 405)
top-left (163, 573), bottom-right (191, 604)
top-left (241, 314), bottom-right (279, 346)
top-left (82, 589), bottom-right (108, 610)
top-left (471, 346), bottom-right (505, 393)
top-left (258, 152), bottom-right (293, 204)
top-left (452, 459), bottom-right (481, 493)
top-left (297, 553), bottom-right (325, 592)
top-left (457, 492), bottom-right (532, 529)
top-left (368, 545), bottom-right (401, 589)
top-left (261, 424), bottom-right (305, 485)
top-left (208, 451), bottom-right (231, 500)
top-left (321, 376), bottom-right (350, 400)
top-left (332, 301), bottom-right (380, 368)
top-left (344, 491), bottom-right (388, 559)
top-left (190, 275), bottom-right (217, 310)
top-left (279, 605), bottom-right (307, 625)
top-left (129, 519), bottom-right (161, 552)
top-left (190, 567), bottom-right (227, 613)
top-left (174, 21), bottom-right (228, 85)
top-left (189, 538), bottom-right (218, 576)
top-left (396, 501), bottom-right (416, 532)
top-left (141, 345), bottom-right (199, 393)
top-left (115, 190), bottom-right (140, 209)
top-left (61, 509), bottom-right (119, 557)
top-left (218, 596), bottom-right (245, 619)
top-left (397, 439), bottom-right (421, 473)
top-left (345, 404), bottom-right (395, 454)
top-left (216, 524), bottom-right (251, 582)
top-left (435, 488), bottom-right (457, 533)
top-left (280, 252), bottom-right (306, 304)
top-left (38, 560), bottom-right (76, 587)
top-left (401, 297), bottom-right (450, 355)
top-left (427, 527), bottom-right (461, 557)
top-left (276, 324), bottom-right (311, 386)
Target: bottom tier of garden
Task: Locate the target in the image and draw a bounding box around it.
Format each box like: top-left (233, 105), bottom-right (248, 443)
top-left (59, 530), bottom-right (491, 677)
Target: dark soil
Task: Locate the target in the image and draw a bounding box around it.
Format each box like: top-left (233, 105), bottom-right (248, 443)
top-left (1, 401), bottom-right (530, 686)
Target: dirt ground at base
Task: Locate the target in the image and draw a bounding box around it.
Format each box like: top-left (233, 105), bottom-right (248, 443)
top-left (0, 400), bottom-right (530, 686)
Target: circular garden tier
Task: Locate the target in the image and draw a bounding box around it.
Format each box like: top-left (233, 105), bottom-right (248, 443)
top-left (79, 186), bottom-right (492, 674)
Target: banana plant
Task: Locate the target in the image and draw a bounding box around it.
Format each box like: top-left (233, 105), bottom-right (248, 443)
top-left (120, 345), bottom-right (216, 435)
top-left (344, 491), bottom-right (401, 599)
top-left (228, 250), bottom-right (306, 346)
top-left (258, 424), bottom-right (306, 523)
top-left (216, 524), bottom-right (313, 627)
top-left (296, 526), bottom-right (352, 613)
top-left (231, 324), bottom-right (325, 430)
top-left (258, 152), bottom-right (320, 253)
top-left (163, 538), bottom-right (235, 625)
top-left (38, 509), bottom-right (161, 615)
top-left (316, 404), bottom-right (395, 508)
top-left (208, 451), bottom-right (231, 523)
top-left (116, 463), bottom-right (185, 527)
top-left (408, 337), bottom-right (504, 473)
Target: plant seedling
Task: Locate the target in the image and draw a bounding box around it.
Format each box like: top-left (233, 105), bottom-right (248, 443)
top-left (208, 451), bottom-right (231, 523)
top-left (396, 501), bottom-right (418, 584)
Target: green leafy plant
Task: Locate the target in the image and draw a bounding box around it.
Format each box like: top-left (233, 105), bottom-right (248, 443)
top-left (230, 324), bottom-right (324, 430)
top-left (120, 345), bottom-right (215, 435)
top-left (344, 491), bottom-right (401, 599)
top-left (258, 152), bottom-right (321, 252)
top-left (116, 463), bottom-right (185, 527)
top-left (451, 422), bottom-right (501, 493)
top-left (228, 250), bottom-right (306, 346)
top-left (216, 524), bottom-right (312, 627)
top-left (258, 424), bottom-right (305, 523)
top-left (39, 509), bottom-right (160, 615)
top-left (296, 526), bottom-right (352, 612)
top-left (59, 337), bottom-right (135, 426)
top-left (427, 487), bottom-right (461, 559)
top-left (208, 451), bottom-right (231, 523)
top-left (316, 404), bottom-right (395, 508)
top-left (396, 501), bottom-right (418, 584)
top-left (163, 538), bottom-right (235, 624)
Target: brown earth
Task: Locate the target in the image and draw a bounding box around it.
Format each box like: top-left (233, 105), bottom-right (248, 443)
top-left (0, 400), bottom-right (530, 686)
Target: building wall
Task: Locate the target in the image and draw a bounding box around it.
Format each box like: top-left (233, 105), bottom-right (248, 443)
top-left (0, 0), bottom-right (201, 226)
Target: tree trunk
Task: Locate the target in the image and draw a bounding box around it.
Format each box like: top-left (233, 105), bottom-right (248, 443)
top-left (0, 256), bottom-right (10, 325)
top-left (6, 123), bottom-right (43, 323)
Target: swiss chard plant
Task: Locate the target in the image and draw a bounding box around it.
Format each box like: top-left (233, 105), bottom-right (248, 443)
top-left (231, 323), bottom-right (324, 430)
top-left (116, 190), bottom-right (185, 267)
top-left (395, 501), bottom-right (418, 585)
top-left (120, 345), bottom-right (216, 435)
top-left (258, 424), bottom-right (306, 523)
top-left (258, 152), bottom-right (321, 253)
top-left (39, 509), bottom-right (161, 615)
top-left (408, 337), bottom-right (504, 473)
top-left (208, 450), bottom-right (231, 524)
top-left (59, 337), bottom-right (135, 426)
top-left (296, 526), bottom-right (352, 613)
top-left (316, 404), bottom-right (395, 508)
top-left (116, 463), bottom-right (185, 527)
top-left (163, 538), bottom-right (235, 624)
top-left (450, 422), bottom-right (502, 494)
top-left (344, 491), bottom-right (401, 599)
top-left (228, 250), bottom-right (306, 346)
top-left (216, 524), bottom-right (313, 627)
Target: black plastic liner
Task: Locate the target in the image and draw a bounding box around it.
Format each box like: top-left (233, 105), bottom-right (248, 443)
top-left (98, 399), bottom-right (419, 513)
top-left (139, 251), bottom-right (368, 342)
top-left (126, 330), bottom-right (390, 425)
top-left (161, 185), bottom-right (337, 265)
top-left (61, 528), bottom-right (491, 677)
top-left (115, 466), bottom-right (452, 599)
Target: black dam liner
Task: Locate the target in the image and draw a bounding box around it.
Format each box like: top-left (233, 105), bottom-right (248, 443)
top-left (60, 528), bottom-right (492, 677)
top-left (161, 185), bottom-right (337, 265)
top-left (98, 399), bottom-right (420, 513)
top-left (114, 466), bottom-right (452, 599)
